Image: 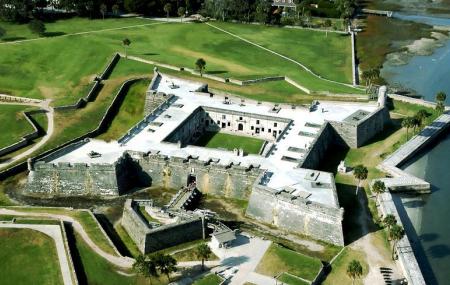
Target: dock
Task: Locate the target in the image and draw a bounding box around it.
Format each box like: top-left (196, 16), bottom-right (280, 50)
top-left (361, 8), bottom-right (393, 17)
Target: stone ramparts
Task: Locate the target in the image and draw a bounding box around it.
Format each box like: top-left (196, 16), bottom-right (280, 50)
top-left (377, 192), bottom-right (426, 285)
top-left (121, 199), bottom-right (204, 254)
top-left (298, 123), bottom-right (336, 170)
top-left (128, 151), bottom-right (262, 199)
top-left (377, 111), bottom-right (450, 193)
top-left (246, 183), bottom-right (344, 246)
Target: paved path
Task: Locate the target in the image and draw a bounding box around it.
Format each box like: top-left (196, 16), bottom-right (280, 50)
top-left (0, 22), bottom-right (166, 46)
top-left (0, 98), bottom-right (54, 170)
top-left (0, 208), bottom-right (134, 268)
top-left (0, 223), bottom-right (74, 285)
top-left (209, 234), bottom-right (272, 285)
top-left (205, 22), bottom-right (363, 91)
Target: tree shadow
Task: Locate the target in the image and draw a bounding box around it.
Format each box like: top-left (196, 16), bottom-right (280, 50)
top-left (206, 70), bottom-right (227, 75)
top-left (43, 31), bottom-right (66, 37)
top-left (1, 36), bottom-right (27, 42)
top-left (142, 52), bottom-right (159, 56)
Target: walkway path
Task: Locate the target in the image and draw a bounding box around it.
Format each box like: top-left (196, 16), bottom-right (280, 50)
top-left (349, 191), bottom-right (402, 285)
top-left (0, 98), bottom-right (54, 170)
top-left (0, 22), bottom-right (166, 46)
top-left (205, 22), bottom-right (362, 91)
top-left (0, 223), bottom-right (74, 285)
top-left (0, 208), bottom-right (134, 268)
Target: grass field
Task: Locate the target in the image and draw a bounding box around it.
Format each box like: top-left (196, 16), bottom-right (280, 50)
top-left (98, 79), bottom-right (150, 141)
top-left (323, 248), bottom-right (368, 285)
top-left (0, 105), bottom-right (34, 149)
top-left (256, 244), bottom-right (322, 282)
top-left (0, 228), bottom-right (63, 285)
top-left (0, 17), bottom-right (361, 107)
top-left (193, 274), bottom-right (223, 285)
top-left (279, 273), bottom-right (310, 285)
top-left (195, 131), bottom-right (265, 154)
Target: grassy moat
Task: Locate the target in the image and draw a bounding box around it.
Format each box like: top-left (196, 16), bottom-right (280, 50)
top-left (194, 131), bottom-right (265, 155)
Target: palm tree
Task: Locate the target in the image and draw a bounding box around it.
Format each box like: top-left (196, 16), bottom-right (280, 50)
top-left (371, 180), bottom-right (386, 204)
top-left (383, 214), bottom-right (397, 232)
top-left (195, 58), bottom-right (206, 76)
top-left (112, 4), bottom-right (120, 16)
top-left (154, 253), bottom-right (177, 282)
top-left (164, 3), bottom-right (172, 20)
top-left (436, 91), bottom-right (447, 103)
top-left (346, 259), bottom-right (363, 285)
top-left (100, 3), bottom-right (107, 20)
top-left (122, 38), bottom-right (131, 58)
top-left (415, 109), bottom-right (427, 129)
top-left (402, 117), bottom-right (414, 140)
top-left (389, 224), bottom-right (405, 260)
top-left (195, 243), bottom-right (212, 271)
top-left (436, 101), bottom-right (445, 114)
top-left (133, 255), bottom-right (158, 285)
top-left (353, 164), bottom-right (368, 195)
top-left (178, 6), bottom-right (186, 22)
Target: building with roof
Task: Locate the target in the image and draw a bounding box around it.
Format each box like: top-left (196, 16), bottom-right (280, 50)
top-left (25, 69), bottom-right (389, 246)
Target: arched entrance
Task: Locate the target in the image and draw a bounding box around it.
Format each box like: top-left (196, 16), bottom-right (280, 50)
top-left (238, 123), bottom-right (244, 131)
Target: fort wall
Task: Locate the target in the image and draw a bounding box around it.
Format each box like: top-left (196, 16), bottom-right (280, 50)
top-left (246, 183), bottom-right (344, 246)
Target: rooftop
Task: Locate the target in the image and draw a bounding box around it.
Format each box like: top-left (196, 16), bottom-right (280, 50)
top-left (48, 74), bottom-right (378, 209)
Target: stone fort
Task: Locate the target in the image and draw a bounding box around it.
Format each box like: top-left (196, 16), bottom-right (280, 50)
top-left (25, 70), bottom-right (389, 246)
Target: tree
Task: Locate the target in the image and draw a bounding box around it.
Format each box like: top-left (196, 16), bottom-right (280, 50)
top-left (389, 224), bottom-right (405, 260)
top-left (154, 253), bottom-right (177, 282)
top-left (353, 164), bottom-right (368, 195)
top-left (178, 6), bottom-right (186, 22)
top-left (164, 3), bottom-right (172, 19)
top-left (383, 214), bottom-right (397, 232)
top-left (28, 19), bottom-right (46, 36)
top-left (346, 259), bottom-right (363, 285)
top-left (195, 243), bottom-right (212, 271)
top-left (195, 58), bottom-right (206, 76)
top-left (415, 109), bottom-right (428, 129)
top-left (133, 255), bottom-right (158, 285)
top-left (371, 180), bottom-right (385, 204)
top-left (402, 117), bottom-right (414, 140)
top-left (122, 38), bottom-right (131, 58)
top-left (435, 91), bottom-right (447, 114)
top-left (100, 3), bottom-right (107, 19)
top-left (112, 4), bottom-right (120, 16)
top-left (0, 26), bottom-right (5, 38)
top-left (255, 0), bottom-right (272, 24)
top-left (436, 91), bottom-right (447, 103)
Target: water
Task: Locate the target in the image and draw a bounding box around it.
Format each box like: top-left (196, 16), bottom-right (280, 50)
top-left (400, 133), bottom-right (450, 284)
top-left (381, 14), bottom-right (450, 102)
top-left (379, 11), bottom-right (450, 284)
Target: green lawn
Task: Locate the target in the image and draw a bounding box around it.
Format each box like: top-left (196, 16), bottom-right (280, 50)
top-left (323, 248), bottom-right (368, 285)
top-left (193, 274), bottom-right (223, 285)
top-left (256, 244), bottom-right (322, 282)
top-left (98, 79), bottom-right (150, 141)
top-left (279, 273), bottom-right (310, 285)
top-left (0, 18), bottom-right (362, 108)
top-left (0, 105), bottom-right (34, 149)
top-left (0, 228), bottom-right (63, 285)
top-left (195, 131), bottom-right (265, 155)
top-left (3, 207), bottom-right (118, 256)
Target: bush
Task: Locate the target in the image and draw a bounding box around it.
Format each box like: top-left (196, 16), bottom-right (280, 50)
top-left (28, 19), bottom-right (46, 36)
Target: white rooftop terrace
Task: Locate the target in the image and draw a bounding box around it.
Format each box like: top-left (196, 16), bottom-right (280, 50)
top-left (50, 74), bottom-right (379, 208)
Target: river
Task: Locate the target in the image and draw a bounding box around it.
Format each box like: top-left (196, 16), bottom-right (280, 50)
top-left (380, 11), bottom-right (450, 285)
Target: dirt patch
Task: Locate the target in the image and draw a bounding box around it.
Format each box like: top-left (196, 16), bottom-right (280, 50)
top-left (38, 85), bottom-right (64, 99)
